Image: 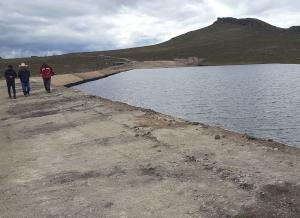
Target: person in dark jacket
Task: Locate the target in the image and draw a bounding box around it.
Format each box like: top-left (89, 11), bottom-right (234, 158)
top-left (4, 65), bottom-right (17, 99)
top-left (18, 63), bottom-right (31, 96)
top-left (40, 63), bottom-right (55, 93)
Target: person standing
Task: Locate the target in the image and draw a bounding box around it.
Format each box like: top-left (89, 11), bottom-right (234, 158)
top-left (4, 65), bottom-right (17, 99)
top-left (18, 63), bottom-right (31, 96)
top-left (40, 63), bottom-right (55, 93)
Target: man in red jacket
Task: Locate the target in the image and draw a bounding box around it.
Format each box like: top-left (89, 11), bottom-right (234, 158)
top-left (40, 63), bottom-right (55, 93)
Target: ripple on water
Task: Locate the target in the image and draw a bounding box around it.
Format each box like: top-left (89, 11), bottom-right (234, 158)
top-left (76, 64), bottom-right (300, 148)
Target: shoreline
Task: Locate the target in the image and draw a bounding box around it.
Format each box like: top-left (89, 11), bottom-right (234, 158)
top-left (1, 62), bottom-right (299, 217)
top-left (75, 90), bottom-right (294, 151)
top-left (63, 62), bottom-right (297, 149)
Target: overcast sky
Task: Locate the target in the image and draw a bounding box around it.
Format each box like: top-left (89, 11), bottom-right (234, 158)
top-left (0, 0), bottom-right (299, 58)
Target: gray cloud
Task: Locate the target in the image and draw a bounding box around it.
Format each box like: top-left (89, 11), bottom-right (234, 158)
top-left (0, 0), bottom-right (299, 58)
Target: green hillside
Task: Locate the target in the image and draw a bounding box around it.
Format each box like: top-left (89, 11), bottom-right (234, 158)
top-left (103, 17), bottom-right (300, 65)
top-left (0, 54), bottom-right (128, 78)
top-left (1, 17), bottom-right (300, 78)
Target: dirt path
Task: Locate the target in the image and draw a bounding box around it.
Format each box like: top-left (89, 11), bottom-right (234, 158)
top-left (0, 69), bottom-right (299, 217)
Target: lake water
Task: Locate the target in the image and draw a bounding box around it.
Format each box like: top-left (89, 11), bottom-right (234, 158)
top-left (75, 64), bottom-right (300, 147)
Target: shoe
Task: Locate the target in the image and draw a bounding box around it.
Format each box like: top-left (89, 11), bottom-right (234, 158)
top-left (13, 96), bottom-right (16, 99)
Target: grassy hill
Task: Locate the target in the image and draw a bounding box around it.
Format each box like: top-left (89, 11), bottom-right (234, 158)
top-left (103, 17), bottom-right (300, 65)
top-left (0, 54), bottom-right (128, 78)
top-left (1, 17), bottom-right (300, 78)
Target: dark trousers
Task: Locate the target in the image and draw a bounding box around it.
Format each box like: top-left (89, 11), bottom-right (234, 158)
top-left (21, 81), bottom-right (30, 95)
top-left (43, 78), bottom-right (51, 93)
top-left (6, 80), bottom-right (16, 98)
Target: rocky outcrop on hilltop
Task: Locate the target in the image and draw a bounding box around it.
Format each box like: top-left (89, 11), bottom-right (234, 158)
top-left (214, 17), bottom-right (280, 30)
top-left (289, 26), bottom-right (300, 32)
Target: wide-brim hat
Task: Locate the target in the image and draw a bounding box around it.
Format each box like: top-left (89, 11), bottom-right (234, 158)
top-left (19, 62), bottom-right (28, 67)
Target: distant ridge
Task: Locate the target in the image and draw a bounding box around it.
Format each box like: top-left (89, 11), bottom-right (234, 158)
top-left (1, 17), bottom-right (300, 75)
top-left (103, 17), bottom-right (300, 65)
top-left (214, 17), bottom-right (300, 32)
top-left (289, 26), bottom-right (300, 32)
top-left (213, 17), bottom-right (279, 29)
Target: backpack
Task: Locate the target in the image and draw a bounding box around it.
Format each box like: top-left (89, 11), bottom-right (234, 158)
top-left (41, 67), bottom-right (52, 79)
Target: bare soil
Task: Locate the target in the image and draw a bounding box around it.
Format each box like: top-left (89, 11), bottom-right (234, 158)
top-left (0, 65), bottom-right (299, 217)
